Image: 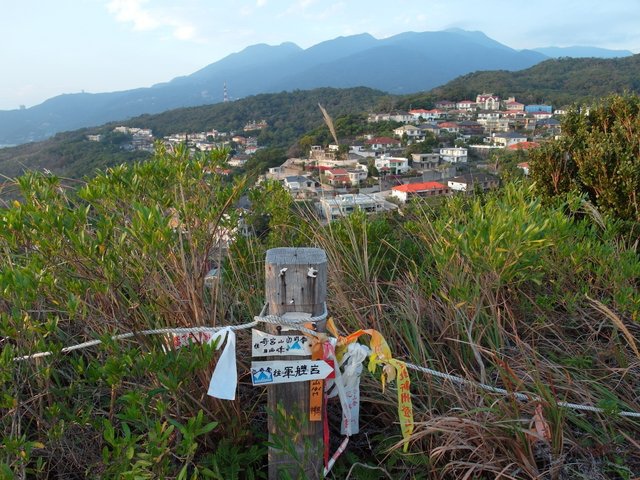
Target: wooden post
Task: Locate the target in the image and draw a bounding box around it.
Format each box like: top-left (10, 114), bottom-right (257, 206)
top-left (265, 247), bottom-right (327, 480)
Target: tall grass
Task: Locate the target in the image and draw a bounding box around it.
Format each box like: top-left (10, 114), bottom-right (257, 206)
top-left (2, 148), bottom-right (639, 479)
top-left (298, 182), bottom-right (640, 478)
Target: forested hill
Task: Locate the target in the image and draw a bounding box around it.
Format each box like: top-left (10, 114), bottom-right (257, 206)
top-left (0, 87), bottom-right (386, 180)
top-left (124, 87), bottom-right (387, 145)
top-left (426, 55), bottom-right (640, 107)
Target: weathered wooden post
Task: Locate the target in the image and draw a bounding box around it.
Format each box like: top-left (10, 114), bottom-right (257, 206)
top-left (264, 247), bottom-right (327, 479)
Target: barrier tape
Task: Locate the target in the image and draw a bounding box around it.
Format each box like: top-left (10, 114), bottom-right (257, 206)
top-left (10, 305), bottom-right (640, 421)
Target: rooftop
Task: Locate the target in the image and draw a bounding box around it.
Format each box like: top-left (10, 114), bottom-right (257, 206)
top-left (392, 182), bottom-right (447, 193)
top-left (508, 141), bottom-right (541, 150)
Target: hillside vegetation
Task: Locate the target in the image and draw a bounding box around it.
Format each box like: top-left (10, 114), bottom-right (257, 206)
top-left (412, 55), bottom-right (640, 108)
top-left (0, 87), bottom-right (387, 181)
top-left (2, 136), bottom-right (639, 478)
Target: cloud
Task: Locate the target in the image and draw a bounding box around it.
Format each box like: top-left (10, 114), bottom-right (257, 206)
top-left (106, 0), bottom-right (159, 31)
top-left (106, 0), bottom-right (198, 41)
top-left (256, 0), bottom-right (267, 6)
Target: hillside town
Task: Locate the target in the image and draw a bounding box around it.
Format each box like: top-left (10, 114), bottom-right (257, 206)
top-left (90, 92), bottom-right (558, 220)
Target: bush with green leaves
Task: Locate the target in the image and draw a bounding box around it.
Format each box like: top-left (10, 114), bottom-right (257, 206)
top-left (530, 93), bottom-right (640, 224)
top-left (2, 139), bottom-right (640, 478)
top-left (1, 145), bottom-right (266, 478)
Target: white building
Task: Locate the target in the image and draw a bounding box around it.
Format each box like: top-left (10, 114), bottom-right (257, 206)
top-left (393, 125), bottom-right (425, 143)
top-left (391, 181), bottom-right (450, 203)
top-left (348, 168), bottom-right (368, 185)
top-left (448, 173), bottom-right (499, 192)
top-left (490, 132), bottom-right (528, 147)
top-left (319, 194), bottom-right (385, 221)
top-left (375, 155), bottom-right (410, 174)
top-left (439, 147), bottom-right (468, 163)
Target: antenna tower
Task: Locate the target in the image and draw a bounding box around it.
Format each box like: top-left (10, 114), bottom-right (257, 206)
top-left (223, 82), bottom-right (229, 103)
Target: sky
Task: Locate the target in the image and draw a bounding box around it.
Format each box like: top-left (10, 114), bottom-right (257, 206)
top-left (1, 0), bottom-right (639, 110)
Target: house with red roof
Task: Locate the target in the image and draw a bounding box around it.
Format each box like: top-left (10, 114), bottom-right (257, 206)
top-left (325, 168), bottom-right (351, 186)
top-left (517, 162), bottom-right (530, 175)
top-left (391, 181), bottom-right (450, 203)
top-left (365, 137), bottom-right (401, 151)
top-left (476, 93), bottom-right (501, 110)
top-left (409, 109), bottom-right (431, 121)
top-left (508, 141), bottom-right (540, 151)
top-left (505, 101), bottom-right (525, 111)
top-left (438, 122), bottom-right (460, 134)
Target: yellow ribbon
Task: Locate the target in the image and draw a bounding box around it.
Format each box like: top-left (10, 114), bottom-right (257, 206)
top-left (327, 319), bottom-right (414, 451)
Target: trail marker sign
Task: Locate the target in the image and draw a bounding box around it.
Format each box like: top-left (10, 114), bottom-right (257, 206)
top-left (251, 329), bottom-right (311, 357)
top-left (251, 360), bottom-right (333, 385)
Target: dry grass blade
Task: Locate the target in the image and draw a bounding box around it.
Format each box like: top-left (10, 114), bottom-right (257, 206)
top-left (587, 294), bottom-right (640, 360)
top-left (318, 103), bottom-right (339, 146)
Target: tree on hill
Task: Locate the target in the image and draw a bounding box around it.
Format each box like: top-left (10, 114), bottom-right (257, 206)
top-left (530, 93), bottom-right (640, 223)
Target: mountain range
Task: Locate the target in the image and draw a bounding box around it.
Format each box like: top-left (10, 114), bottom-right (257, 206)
top-left (0, 29), bottom-right (634, 146)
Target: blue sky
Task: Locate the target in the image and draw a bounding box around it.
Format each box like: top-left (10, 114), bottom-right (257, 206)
top-left (1, 0), bottom-right (639, 110)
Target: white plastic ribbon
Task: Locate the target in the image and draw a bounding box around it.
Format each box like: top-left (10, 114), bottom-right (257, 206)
top-left (207, 327), bottom-right (237, 400)
top-left (326, 342), bottom-right (370, 435)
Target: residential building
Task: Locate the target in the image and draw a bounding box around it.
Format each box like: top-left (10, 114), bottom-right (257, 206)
top-left (375, 155), bottom-right (410, 174)
top-left (409, 109), bottom-right (431, 121)
top-left (456, 100), bottom-right (476, 111)
top-left (325, 168), bottom-right (351, 187)
top-left (391, 181), bottom-right (450, 203)
top-left (448, 173), bottom-right (499, 192)
top-left (435, 100), bottom-right (456, 110)
top-left (490, 132), bottom-right (528, 147)
top-left (525, 104), bottom-right (553, 113)
top-left (448, 109), bottom-right (475, 121)
top-left (348, 168), bottom-right (368, 186)
top-left (420, 109), bottom-right (445, 121)
top-left (507, 141), bottom-right (540, 151)
top-left (477, 116), bottom-right (510, 133)
top-left (505, 100), bottom-right (525, 111)
top-left (530, 110), bottom-right (554, 121)
top-left (284, 175), bottom-right (317, 191)
top-left (388, 111), bottom-right (413, 123)
top-left (365, 137), bottom-right (401, 151)
top-left (411, 153), bottom-right (440, 169)
top-left (458, 120), bottom-right (485, 137)
top-left (417, 123), bottom-right (440, 136)
top-left (393, 125), bottom-right (425, 143)
top-left (319, 194), bottom-right (385, 221)
top-left (243, 120), bottom-right (268, 132)
top-left (228, 154), bottom-right (250, 167)
top-left (440, 147), bottom-right (468, 163)
top-left (476, 93), bottom-right (501, 110)
top-left (437, 122), bottom-right (460, 134)
top-left (309, 145), bottom-right (336, 161)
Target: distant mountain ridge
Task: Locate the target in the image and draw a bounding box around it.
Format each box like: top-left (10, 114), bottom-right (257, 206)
top-left (1, 29), bottom-right (546, 145)
top-left (0, 29), bottom-right (632, 145)
top-left (533, 46), bottom-right (633, 58)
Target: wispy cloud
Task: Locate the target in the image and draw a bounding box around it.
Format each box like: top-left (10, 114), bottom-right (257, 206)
top-left (106, 0), bottom-right (198, 41)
